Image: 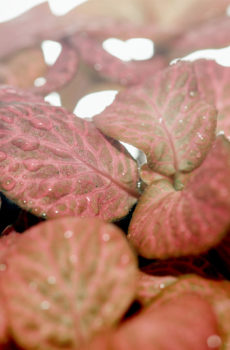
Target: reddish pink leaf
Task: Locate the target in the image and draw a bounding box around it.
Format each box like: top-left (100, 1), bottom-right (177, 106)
top-left (84, 293), bottom-right (219, 350)
top-left (70, 33), bottom-right (166, 86)
top-left (1, 217), bottom-right (137, 350)
top-left (0, 90), bottom-right (138, 221)
top-left (94, 61), bottom-right (217, 176)
top-left (172, 17), bottom-right (230, 58)
top-left (32, 43), bottom-right (79, 96)
top-left (128, 137), bottom-right (230, 259)
top-left (152, 275), bottom-right (230, 349)
top-left (192, 60), bottom-right (230, 137)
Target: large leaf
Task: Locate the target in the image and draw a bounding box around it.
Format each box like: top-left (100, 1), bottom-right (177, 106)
top-left (128, 137), bottom-right (230, 259)
top-left (192, 60), bottom-right (230, 137)
top-left (1, 217), bottom-right (137, 350)
top-left (0, 88), bottom-right (139, 221)
top-left (94, 61), bottom-right (217, 176)
top-left (152, 275), bottom-right (230, 349)
top-left (70, 33), bottom-right (166, 86)
top-left (83, 293), bottom-right (219, 350)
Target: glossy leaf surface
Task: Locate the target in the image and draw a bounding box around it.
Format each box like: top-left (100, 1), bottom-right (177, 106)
top-left (128, 137), bottom-right (230, 258)
top-left (94, 61), bottom-right (217, 176)
top-left (2, 217), bottom-right (137, 350)
top-left (84, 293), bottom-right (219, 350)
top-left (0, 88), bottom-right (138, 220)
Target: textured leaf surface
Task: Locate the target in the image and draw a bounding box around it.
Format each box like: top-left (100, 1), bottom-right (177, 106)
top-left (2, 217), bottom-right (137, 350)
top-left (128, 137), bottom-right (230, 259)
top-left (94, 61), bottom-right (217, 176)
top-left (0, 89), bottom-right (138, 220)
top-left (70, 33), bottom-right (166, 86)
top-left (152, 275), bottom-right (230, 349)
top-left (83, 293), bottom-right (219, 350)
top-left (193, 60), bottom-right (230, 137)
top-left (33, 43), bottom-right (79, 96)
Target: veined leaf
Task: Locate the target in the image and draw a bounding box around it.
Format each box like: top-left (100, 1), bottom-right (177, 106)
top-left (1, 217), bottom-right (138, 350)
top-left (94, 61), bottom-right (217, 176)
top-left (83, 293), bottom-right (219, 350)
top-left (128, 137), bottom-right (230, 258)
top-left (0, 88), bottom-right (139, 221)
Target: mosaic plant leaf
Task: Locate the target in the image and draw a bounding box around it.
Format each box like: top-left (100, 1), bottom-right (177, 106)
top-left (94, 61), bottom-right (217, 176)
top-left (0, 88), bottom-right (139, 220)
top-left (33, 43), bottom-right (79, 96)
top-left (1, 217), bottom-right (138, 350)
top-left (128, 137), bottom-right (230, 259)
top-left (193, 60), bottom-right (230, 137)
top-left (83, 293), bottom-right (219, 350)
top-left (152, 275), bottom-right (230, 349)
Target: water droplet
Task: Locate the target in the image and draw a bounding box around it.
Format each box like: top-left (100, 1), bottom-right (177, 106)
top-left (202, 115), bottom-right (206, 120)
top-left (102, 233), bottom-right (110, 242)
top-left (69, 254), bottom-right (78, 263)
top-left (1, 177), bottom-right (16, 191)
top-left (183, 105), bottom-right (188, 111)
top-left (207, 335), bottom-right (222, 348)
top-left (0, 151), bottom-right (7, 162)
top-left (197, 132), bottom-right (204, 140)
top-left (40, 300), bottom-right (50, 310)
top-left (159, 283), bottom-right (165, 289)
top-left (122, 172), bottom-right (126, 176)
top-left (47, 276), bottom-right (56, 285)
top-left (179, 119), bottom-right (183, 123)
top-left (41, 212), bottom-right (47, 218)
top-left (158, 118), bottom-right (163, 124)
top-left (0, 264), bottom-right (6, 271)
top-left (23, 158), bottom-right (42, 172)
top-left (64, 230), bottom-right (73, 239)
top-left (217, 130), bottom-right (225, 136)
top-left (22, 200), bottom-right (27, 205)
top-left (189, 90), bottom-right (196, 97)
top-left (94, 63), bottom-right (102, 71)
top-left (30, 117), bottom-right (53, 131)
top-left (12, 137), bottom-right (40, 151)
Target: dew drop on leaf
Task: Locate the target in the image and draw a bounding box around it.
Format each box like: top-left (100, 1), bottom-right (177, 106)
top-left (64, 230), bottom-right (73, 239)
top-left (40, 300), bottom-right (50, 310)
top-left (47, 276), bottom-right (56, 285)
top-left (207, 334), bottom-right (222, 348)
top-left (102, 233), bottom-right (110, 242)
top-left (1, 177), bottom-right (16, 191)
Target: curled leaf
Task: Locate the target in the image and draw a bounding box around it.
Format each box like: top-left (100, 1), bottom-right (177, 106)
top-left (128, 137), bottom-right (230, 258)
top-left (94, 61), bottom-right (217, 176)
top-left (1, 217), bottom-right (137, 350)
top-left (0, 89), bottom-right (138, 221)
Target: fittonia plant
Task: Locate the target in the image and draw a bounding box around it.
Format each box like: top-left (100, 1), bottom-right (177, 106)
top-left (0, 1), bottom-right (230, 349)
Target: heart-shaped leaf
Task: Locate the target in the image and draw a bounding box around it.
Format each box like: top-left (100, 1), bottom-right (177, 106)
top-left (1, 217), bottom-right (138, 350)
top-left (128, 136), bottom-right (230, 258)
top-left (70, 33), bottom-right (166, 86)
top-left (83, 293), bottom-right (219, 350)
top-left (32, 43), bottom-right (79, 96)
top-left (0, 88), bottom-right (139, 221)
top-left (94, 61), bottom-right (217, 176)
top-left (152, 275), bottom-right (230, 349)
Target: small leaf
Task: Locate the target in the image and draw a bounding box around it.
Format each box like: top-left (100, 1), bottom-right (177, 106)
top-left (32, 43), bottom-right (79, 96)
top-left (2, 217), bottom-right (138, 350)
top-left (94, 61), bottom-right (217, 176)
top-left (0, 89), bottom-right (138, 221)
top-left (128, 137), bottom-right (230, 258)
top-left (84, 293), bottom-right (219, 350)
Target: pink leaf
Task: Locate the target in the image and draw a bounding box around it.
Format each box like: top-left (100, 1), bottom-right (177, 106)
top-left (0, 88), bottom-right (139, 221)
top-left (1, 217), bottom-right (138, 350)
top-left (32, 43), bottom-right (79, 96)
top-left (84, 293), bottom-right (219, 350)
top-left (152, 275), bottom-right (230, 349)
top-left (128, 136), bottom-right (230, 258)
top-left (193, 60), bottom-right (230, 137)
top-left (70, 33), bottom-right (166, 86)
top-left (94, 61), bottom-right (217, 176)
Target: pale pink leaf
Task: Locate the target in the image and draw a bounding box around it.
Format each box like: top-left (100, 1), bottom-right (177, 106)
top-left (84, 293), bottom-right (219, 350)
top-left (0, 89), bottom-right (139, 221)
top-left (128, 137), bottom-right (230, 258)
top-left (94, 61), bottom-right (217, 176)
top-left (1, 217), bottom-right (138, 350)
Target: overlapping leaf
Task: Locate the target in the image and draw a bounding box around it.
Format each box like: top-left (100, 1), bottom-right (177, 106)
top-left (83, 293), bottom-right (219, 350)
top-left (128, 137), bottom-right (230, 259)
top-left (1, 217), bottom-right (138, 350)
top-left (94, 61), bottom-right (217, 176)
top-left (0, 88), bottom-right (139, 220)
top-left (152, 275), bottom-right (230, 349)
